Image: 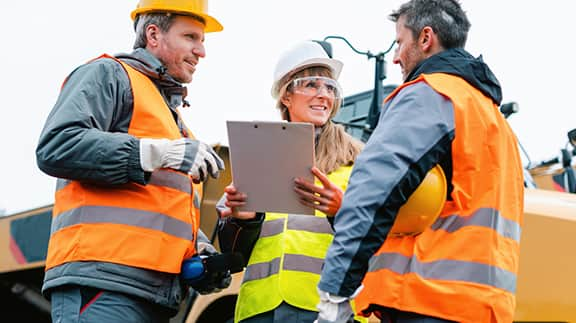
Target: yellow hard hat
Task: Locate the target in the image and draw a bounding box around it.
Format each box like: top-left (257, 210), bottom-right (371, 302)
top-left (389, 165), bottom-right (447, 237)
top-left (131, 0), bottom-right (223, 33)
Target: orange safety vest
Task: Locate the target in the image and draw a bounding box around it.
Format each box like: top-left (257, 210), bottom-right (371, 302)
top-left (45, 54), bottom-right (201, 274)
top-left (355, 73), bottom-right (524, 323)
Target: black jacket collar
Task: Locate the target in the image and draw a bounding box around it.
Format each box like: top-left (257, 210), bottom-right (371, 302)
top-left (405, 48), bottom-right (502, 105)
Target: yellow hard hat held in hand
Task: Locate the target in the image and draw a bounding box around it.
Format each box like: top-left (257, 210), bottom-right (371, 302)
top-left (131, 0), bottom-right (223, 32)
top-left (389, 165), bottom-right (447, 237)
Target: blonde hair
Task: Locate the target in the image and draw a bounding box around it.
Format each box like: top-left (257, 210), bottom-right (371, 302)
top-left (276, 66), bottom-right (364, 174)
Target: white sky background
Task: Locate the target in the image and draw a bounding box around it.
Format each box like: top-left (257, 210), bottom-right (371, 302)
top-left (0, 0), bottom-right (574, 214)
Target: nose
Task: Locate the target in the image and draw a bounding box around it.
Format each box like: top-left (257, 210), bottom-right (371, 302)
top-left (316, 85), bottom-right (335, 99)
top-left (392, 48), bottom-right (400, 65)
top-left (317, 85), bottom-right (330, 97)
top-left (193, 43), bottom-right (206, 58)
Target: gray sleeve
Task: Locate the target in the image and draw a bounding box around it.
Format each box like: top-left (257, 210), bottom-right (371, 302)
top-left (216, 194), bottom-right (264, 265)
top-left (318, 81), bottom-right (455, 297)
top-left (36, 58), bottom-right (147, 185)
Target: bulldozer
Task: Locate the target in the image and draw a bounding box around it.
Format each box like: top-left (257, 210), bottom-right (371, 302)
top-left (2, 37), bottom-right (576, 322)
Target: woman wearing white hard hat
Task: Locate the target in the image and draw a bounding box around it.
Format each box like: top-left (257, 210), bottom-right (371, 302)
top-left (218, 40), bottom-right (367, 323)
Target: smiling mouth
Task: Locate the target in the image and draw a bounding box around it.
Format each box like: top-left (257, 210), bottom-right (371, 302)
top-left (185, 60), bottom-right (197, 69)
top-left (310, 105), bottom-right (327, 111)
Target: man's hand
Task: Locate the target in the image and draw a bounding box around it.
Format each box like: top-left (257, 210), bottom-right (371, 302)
top-left (140, 138), bottom-right (225, 182)
top-left (315, 288), bottom-right (354, 323)
top-left (294, 167), bottom-right (343, 217)
top-left (186, 140), bottom-right (225, 183)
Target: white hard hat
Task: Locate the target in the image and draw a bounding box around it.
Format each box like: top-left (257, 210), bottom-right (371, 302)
top-left (271, 40), bottom-right (343, 99)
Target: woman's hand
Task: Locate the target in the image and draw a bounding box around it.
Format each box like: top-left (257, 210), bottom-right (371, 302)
top-left (294, 167), bottom-right (343, 217)
top-left (220, 184), bottom-right (257, 220)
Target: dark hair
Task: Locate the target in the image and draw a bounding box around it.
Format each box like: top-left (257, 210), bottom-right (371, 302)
top-left (389, 0), bottom-right (471, 49)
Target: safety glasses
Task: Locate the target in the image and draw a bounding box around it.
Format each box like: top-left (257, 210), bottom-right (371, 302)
top-left (289, 76), bottom-right (343, 99)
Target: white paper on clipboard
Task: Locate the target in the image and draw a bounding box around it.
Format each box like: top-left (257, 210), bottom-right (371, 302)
top-left (226, 120), bottom-right (315, 215)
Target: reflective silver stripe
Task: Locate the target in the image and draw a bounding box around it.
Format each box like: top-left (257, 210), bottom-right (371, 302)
top-left (55, 170), bottom-right (191, 195)
top-left (51, 205), bottom-right (193, 240)
top-left (193, 189), bottom-right (200, 209)
top-left (243, 254), bottom-right (324, 283)
top-left (430, 208), bottom-right (521, 242)
top-left (260, 218), bottom-right (285, 238)
top-left (283, 254), bottom-right (324, 274)
top-left (368, 252), bottom-right (516, 293)
top-left (149, 170), bottom-right (191, 195)
top-left (243, 257), bottom-right (281, 282)
top-left (287, 214), bottom-right (333, 234)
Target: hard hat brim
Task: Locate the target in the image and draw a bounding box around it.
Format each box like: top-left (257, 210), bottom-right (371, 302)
top-left (130, 9), bottom-right (223, 33)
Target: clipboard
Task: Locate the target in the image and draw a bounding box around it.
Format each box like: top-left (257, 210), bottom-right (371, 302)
top-left (226, 120), bottom-right (315, 215)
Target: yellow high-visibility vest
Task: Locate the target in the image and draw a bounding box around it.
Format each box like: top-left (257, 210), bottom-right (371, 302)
top-left (235, 165), bottom-right (366, 323)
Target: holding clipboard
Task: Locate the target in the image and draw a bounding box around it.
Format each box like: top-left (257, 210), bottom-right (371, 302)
top-left (226, 120), bottom-right (315, 215)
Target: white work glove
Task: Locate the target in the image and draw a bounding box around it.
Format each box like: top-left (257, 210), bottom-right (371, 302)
top-left (140, 138), bottom-right (225, 182)
top-left (315, 286), bottom-right (363, 323)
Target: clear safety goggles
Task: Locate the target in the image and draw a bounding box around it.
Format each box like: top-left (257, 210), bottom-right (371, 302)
top-left (289, 76), bottom-right (343, 99)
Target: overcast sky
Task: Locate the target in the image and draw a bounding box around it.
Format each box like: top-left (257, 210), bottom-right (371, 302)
top-left (0, 0), bottom-right (574, 214)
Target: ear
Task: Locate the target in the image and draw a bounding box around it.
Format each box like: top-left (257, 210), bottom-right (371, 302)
top-left (145, 24), bottom-right (160, 48)
top-left (280, 93), bottom-right (291, 108)
top-left (419, 26), bottom-right (435, 52)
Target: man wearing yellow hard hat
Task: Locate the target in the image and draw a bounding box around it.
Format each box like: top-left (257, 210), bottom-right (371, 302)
top-left (36, 1), bottom-right (227, 322)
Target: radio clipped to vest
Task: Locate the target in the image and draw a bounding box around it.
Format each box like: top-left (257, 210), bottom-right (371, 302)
top-left (181, 255), bottom-right (207, 282)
